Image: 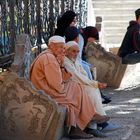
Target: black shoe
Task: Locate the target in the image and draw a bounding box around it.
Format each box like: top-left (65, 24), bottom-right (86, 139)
top-left (97, 122), bottom-right (108, 128)
top-left (100, 91), bottom-right (111, 103)
top-left (102, 98), bottom-right (111, 104)
top-left (85, 128), bottom-right (108, 138)
top-left (102, 94), bottom-right (111, 100)
top-left (102, 94), bottom-right (111, 104)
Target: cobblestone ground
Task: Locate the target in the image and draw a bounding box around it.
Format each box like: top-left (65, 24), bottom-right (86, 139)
top-left (62, 85), bottom-right (140, 140)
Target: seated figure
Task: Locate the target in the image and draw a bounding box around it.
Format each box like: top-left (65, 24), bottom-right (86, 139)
top-left (64, 41), bottom-right (108, 116)
top-left (64, 41), bottom-right (113, 137)
top-left (64, 41), bottom-right (120, 133)
top-left (29, 35), bottom-right (108, 139)
top-left (81, 26), bottom-right (112, 101)
top-left (64, 26), bottom-right (111, 104)
top-left (117, 8), bottom-right (140, 64)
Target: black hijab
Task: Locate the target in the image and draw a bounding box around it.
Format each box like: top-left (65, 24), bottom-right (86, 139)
top-left (54, 10), bottom-right (77, 37)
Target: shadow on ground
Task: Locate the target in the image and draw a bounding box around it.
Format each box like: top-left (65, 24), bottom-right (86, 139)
top-left (62, 85), bottom-right (140, 140)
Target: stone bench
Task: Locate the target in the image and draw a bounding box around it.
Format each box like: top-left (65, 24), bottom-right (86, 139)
top-left (0, 72), bottom-right (66, 140)
top-left (85, 42), bottom-right (140, 89)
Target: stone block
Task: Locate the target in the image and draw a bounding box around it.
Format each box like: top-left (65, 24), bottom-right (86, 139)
top-left (85, 42), bottom-right (140, 88)
top-left (119, 63), bottom-right (140, 89)
top-left (11, 34), bottom-right (33, 79)
top-left (109, 47), bottom-right (119, 55)
top-left (0, 72), bottom-right (66, 140)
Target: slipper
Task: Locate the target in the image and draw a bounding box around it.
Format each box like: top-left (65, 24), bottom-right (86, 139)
top-left (99, 123), bottom-right (120, 132)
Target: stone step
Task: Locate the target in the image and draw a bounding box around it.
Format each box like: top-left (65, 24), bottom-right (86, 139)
top-left (107, 43), bottom-right (121, 48)
top-left (93, 2), bottom-right (140, 8)
top-left (105, 26), bottom-right (127, 30)
top-left (92, 0), bottom-right (140, 48)
top-left (93, 0), bottom-right (140, 2)
top-left (103, 21), bottom-right (129, 28)
top-left (105, 33), bottom-right (124, 37)
top-left (104, 28), bottom-right (127, 34)
top-left (94, 8), bottom-right (136, 15)
top-left (104, 35), bottom-right (124, 44)
top-left (102, 15), bottom-right (135, 21)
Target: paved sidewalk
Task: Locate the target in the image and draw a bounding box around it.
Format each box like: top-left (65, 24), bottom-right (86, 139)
top-left (62, 86), bottom-right (140, 140)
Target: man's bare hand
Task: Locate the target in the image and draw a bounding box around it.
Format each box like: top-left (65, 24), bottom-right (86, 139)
top-left (98, 82), bottom-right (107, 89)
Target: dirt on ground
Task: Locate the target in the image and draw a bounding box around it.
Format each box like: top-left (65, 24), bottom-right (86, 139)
top-left (62, 85), bottom-right (140, 140)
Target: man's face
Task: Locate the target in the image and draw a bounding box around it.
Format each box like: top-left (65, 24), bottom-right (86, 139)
top-left (50, 42), bottom-right (66, 57)
top-left (66, 46), bottom-right (79, 61)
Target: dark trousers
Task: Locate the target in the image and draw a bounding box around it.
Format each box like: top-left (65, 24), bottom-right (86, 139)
top-left (122, 53), bottom-right (140, 64)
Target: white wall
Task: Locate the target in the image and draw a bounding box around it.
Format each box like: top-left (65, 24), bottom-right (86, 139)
top-left (87, 0), bottom-right (96, 26)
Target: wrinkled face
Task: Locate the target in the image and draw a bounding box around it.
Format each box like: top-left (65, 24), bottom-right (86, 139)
top-left (70, 17), bottom-right (77, 27)
top-left (49, 42), bottom-right (66, 57)
top-left (66, 46), bottom-right (79, 61)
